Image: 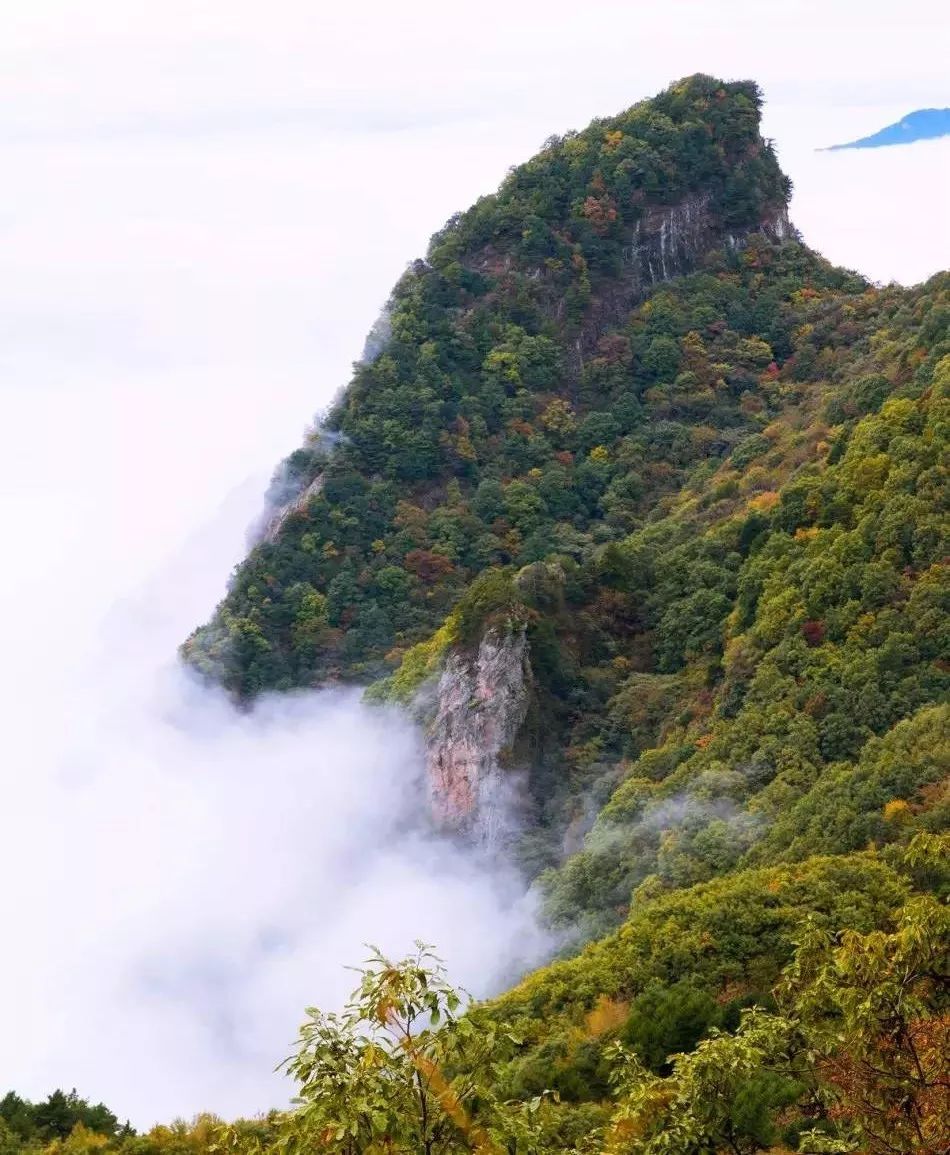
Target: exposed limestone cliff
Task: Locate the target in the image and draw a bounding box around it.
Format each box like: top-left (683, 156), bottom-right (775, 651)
top-left (464, 192), bottom-right (790, 295)
top-left (570, 196), bottom-right (792, 368)
top-left (465, 192), bottom-right (792, 380)
top-left (425, 624), bottom-right (531, 844)
top-left (627, 195), bottom-right (790, 289)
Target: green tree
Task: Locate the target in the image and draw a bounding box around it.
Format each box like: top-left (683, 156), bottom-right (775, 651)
top-left (0, 1119), bottom-right (22, 1155)
top-left (597, 856), bottom-right (949, 1155)
top-left (281, 944), bottom-right (537, 1155)
top-left (778, 883), bottom-right (950, 1154)
top-left (603, 1009), bottom-right (797, 1154)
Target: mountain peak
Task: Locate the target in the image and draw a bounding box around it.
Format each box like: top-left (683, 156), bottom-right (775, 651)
top-left (183, 74), bottom-right (802, 698)
top-left (825, 106), bottom-right (950, 151)
top-left (426, 73), bottom-right (791, 279)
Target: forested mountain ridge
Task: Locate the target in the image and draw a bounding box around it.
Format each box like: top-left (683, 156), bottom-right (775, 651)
top-left (16, 75), bottom-right (942, 1154)
top-left (183, 73), bottom-right (796, 694)
top-left (182, 69), bottom-right (947, 885)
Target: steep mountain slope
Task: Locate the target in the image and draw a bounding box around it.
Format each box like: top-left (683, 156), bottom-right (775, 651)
top-left (184, 74), bottom-right (794, 695)
top-left (185, 72), bottom-right (947, 859)
top-left (173, 73), bottom-right (949, 1151)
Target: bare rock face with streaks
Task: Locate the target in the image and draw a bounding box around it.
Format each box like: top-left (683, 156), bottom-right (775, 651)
top-left (569, 196), bottom-right (792, 364)
top-left (425, 625), bottom-right (531, 844)
top-left (467, 194), bottom-right (792, 379)
top-left (627, 195), bottom-right (790, 290)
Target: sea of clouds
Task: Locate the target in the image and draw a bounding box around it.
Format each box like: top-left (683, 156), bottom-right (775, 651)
top-left (0, 423), bottom-right (551, 1125)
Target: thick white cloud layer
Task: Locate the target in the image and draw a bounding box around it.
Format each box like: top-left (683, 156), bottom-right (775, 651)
top-left (0, 0), bottom-right (947, 1131)
top-left (0, 449), bottom-right (551, 1127)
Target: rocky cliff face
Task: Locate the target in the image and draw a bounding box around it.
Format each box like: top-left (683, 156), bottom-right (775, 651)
top-left (571, 195), bottom-right (792, 365)
top-left (425, 625), bottom-right (531, 844)
top-left (627, 195), bottom-right (790, 289)
top-left (466, 193), bottom-right (792, 374)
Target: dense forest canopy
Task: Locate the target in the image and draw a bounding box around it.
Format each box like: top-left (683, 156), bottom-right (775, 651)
top-left (14, 74), bottom-right (946, 1154)
top-left (183, 74), bottom-right (799, 694)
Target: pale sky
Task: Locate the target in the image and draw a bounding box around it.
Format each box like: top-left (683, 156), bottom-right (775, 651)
top-left (0, 0), bottom-right (947, 1130)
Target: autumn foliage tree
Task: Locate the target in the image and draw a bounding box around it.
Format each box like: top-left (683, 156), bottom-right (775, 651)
top-left (778, 844), bottom-right (950, 1153)
top-left (280, 944), bottom-right (547, 1155)
top-left (596, 841), bottom-right (950, 1154)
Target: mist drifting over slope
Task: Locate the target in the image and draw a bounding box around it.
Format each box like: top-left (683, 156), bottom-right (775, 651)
top-left (0, 469), bottom-right (549, 1127)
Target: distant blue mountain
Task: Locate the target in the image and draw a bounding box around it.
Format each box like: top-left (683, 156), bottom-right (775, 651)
top-left (826, 108), bottom-right (950, 150)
